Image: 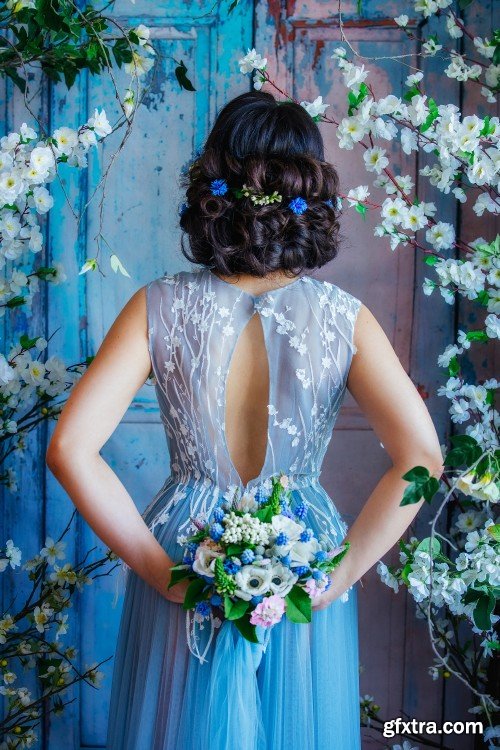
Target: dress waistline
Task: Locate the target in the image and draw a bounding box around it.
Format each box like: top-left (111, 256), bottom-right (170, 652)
top-left (166, 470), bottom-right (323, 494)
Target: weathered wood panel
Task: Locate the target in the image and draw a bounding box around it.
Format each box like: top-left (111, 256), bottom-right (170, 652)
top-left (254, 2), bottom-right (481, 748)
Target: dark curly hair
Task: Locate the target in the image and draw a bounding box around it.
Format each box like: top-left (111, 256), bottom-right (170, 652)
top-left (179, 90), bottom-right (342, 277)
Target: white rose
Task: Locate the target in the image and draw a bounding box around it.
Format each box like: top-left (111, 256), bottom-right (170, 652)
top-left (191, 545), bottom-right (225, 578)
top-left (271, 515), bottom-right (304, 552)
top-left (289, 538), bottom-right (321, 565)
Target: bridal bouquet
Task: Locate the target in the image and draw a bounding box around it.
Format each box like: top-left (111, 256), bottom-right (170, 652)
top-left (167, 473), bottom-right (350, 643)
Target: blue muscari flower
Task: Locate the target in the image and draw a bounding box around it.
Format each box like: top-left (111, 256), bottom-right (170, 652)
top-left (293, 564), bottom-right (310, 577)
top-left (182, 550), bottom-right (194, 565)
top-left (312, 569), bottom-right (324, 580)
top-left (209, 522), bottom-right (224, 541)
top-left (280, 553), bottom-right (291, 566)
top-left (288, 196), bottom-right (308, 215)
top-left (241, 548), bottom-right (255, 564)
top-left (186, 541), bottom-right (198, 553)
top-left (279, 500), bottom-right (294, 519)
top-left (223, 557), bottom-right (241, 574)
top-left (213, 507), bottom-right (225, 523)
top-left (210, 178), bottom-right (228, 196)
top-left (300, 528), bottom-right (313, 542)
top-left (315, 550), bottom-right (327, 562)
top-left (210, 593), bottom-right (223, 606)
top-left (179, 202), bottom-right (188, 216)
top-left (324, 198), bottom-right (334, 208)
top-left (295, 500), bottom-right (309, 521)
top-left (255, 487), bottom-right (268, 505)
top-left (275, 532), bottom-right (289, 546)
top-left (195, 600), bottom-right (211, 617)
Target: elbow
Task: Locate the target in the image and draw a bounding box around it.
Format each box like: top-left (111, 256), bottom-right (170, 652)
top-left (46, 437), bottom-right (71, 475)
top-left (46, 436), bottom-right (99, 475)
top-left (393, 451), bottom-right (445, 479)
top-left (45, 442), bottom-right (61, 474)
top-left (422, 452), bottom-right (445, 479)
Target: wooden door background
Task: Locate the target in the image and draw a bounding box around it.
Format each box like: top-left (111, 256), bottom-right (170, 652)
top-left (2, 0), bottom-right (494, 747)
top-left (254, 2), bottom-right (495, 748)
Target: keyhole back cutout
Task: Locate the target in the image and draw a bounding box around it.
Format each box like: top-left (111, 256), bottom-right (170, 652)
top-left (224, 312), bottom-right (270, 488)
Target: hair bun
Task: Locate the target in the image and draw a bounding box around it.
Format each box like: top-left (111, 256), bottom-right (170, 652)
top-left (179, 91), bottom-right (342, 276)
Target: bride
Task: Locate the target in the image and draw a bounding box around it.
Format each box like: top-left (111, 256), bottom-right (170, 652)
top-left (46, 90), bottom-right (444, 750)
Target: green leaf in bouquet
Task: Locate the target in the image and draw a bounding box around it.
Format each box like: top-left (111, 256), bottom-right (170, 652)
top-left (224, 595), bottom-right (249, 620)
top-left (233, 612), bottom-right (260, 643)
top-left (326, 541), bottom-right (351, 569)
top-left (255, 504), bottom-right (274, 523)
top-left (182, 577), bottom-right (208, 610)
top-left (167, 566), bottom-right (194, 589)
top-left (285, 584), bottom-right (312, 624)
top-left (226, 544), bottom-right (248, 556)
top-left (188, 529), bottom-right (208, 543)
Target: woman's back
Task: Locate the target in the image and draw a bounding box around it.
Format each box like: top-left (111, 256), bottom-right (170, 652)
top-left (106, 265), bottom-right (364, 749)
top-left (146, 267), bottom-right (361, 505)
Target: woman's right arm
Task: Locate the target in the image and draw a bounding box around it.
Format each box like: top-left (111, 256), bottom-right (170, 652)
top-left (46, 285), bottom-right (189, 604)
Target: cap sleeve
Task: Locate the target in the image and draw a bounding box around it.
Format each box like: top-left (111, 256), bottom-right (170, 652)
top-left (331, 284), bottom-right (363, 390)
top-left (146, 276), bottom-right (170, 385)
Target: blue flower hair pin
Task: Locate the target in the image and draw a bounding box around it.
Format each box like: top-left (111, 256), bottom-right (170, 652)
top-left (288, 197), bottom-right (308, 215)
top-left (210, 178), bottom-right (229, 196)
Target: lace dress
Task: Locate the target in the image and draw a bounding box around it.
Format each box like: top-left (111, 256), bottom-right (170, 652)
top-left (106, 266), bottom-right (363, 750)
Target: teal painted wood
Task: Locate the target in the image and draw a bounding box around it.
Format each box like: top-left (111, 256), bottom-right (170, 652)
top-left (0, 71), bottom-right (50, 741)
top-left (1, 2), bottom-right (253, 748)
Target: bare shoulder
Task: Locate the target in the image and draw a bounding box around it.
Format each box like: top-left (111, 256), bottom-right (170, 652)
top-left (348, 300), bottom-right (410, 416)
top-left (352, 302), bottom-right (396, 361)
top-left (111, 284), bottom-right (148, 332)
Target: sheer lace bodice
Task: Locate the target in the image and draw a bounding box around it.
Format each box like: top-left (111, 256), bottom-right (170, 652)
top-left (142, 266), bottom-right (362, 549)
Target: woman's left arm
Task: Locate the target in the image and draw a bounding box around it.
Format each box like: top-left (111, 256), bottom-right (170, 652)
top-left (312, 302), bottom-right (444, 609)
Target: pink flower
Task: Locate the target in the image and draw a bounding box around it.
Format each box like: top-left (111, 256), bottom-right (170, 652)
top-left (304, 578), bottom-right (323, 599)
top-left (249, 594), bottom-right (286, 627)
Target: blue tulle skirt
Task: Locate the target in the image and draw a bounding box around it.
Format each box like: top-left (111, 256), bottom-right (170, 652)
top-left (106, 478), bottom-right (361, 750)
